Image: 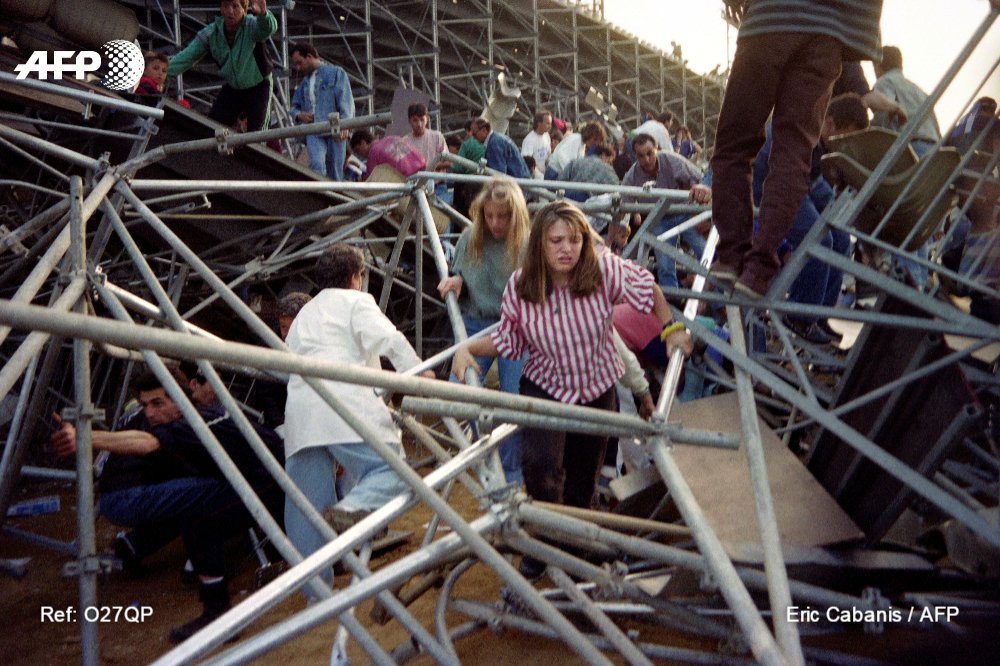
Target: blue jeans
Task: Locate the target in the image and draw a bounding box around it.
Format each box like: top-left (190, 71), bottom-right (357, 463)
top-left (653, 214), bottom-right (707, 289)
top-left (284, 443), bottom-right (408, 587)
top-left (451, 314), bottom-right (526, 483)
top-left (100, 476), bottom-right (278, 578)
top-left (306, 135), bottom-right (347, 181)
top-left (785, 194), bottom-right (850, 314)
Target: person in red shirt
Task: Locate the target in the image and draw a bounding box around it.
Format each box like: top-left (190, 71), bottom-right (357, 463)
top-left (136, 51), bottom-right (168, 95)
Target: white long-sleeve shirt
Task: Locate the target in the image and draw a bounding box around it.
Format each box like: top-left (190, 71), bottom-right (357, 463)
top-left (284, 288), bottom-right (422, 457)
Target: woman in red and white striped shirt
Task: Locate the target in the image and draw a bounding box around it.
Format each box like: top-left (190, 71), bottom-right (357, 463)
top-left (452, 201), bottom-right (692, 515)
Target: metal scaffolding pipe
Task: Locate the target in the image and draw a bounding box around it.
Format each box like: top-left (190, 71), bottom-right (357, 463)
top-left (547, 566), bottom-right (655, 666)
top-left (400, 396), bottom-right (740, 448)
top-left (0, 275), bottom-right (87, 400)
top-left (0, 297), bottom-right (734, 447)
top-left (726, 305), bottom-right (803, 666)
top-left (68, 176), bottom-right (100, 666)
top-left (0, 72), bottom-right (165, 119)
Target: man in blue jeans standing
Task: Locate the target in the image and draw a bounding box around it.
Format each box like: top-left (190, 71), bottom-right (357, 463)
top-left (50, 367), bottom-right (284, 644)
top-left (290, 42), bottom-right (355, 180)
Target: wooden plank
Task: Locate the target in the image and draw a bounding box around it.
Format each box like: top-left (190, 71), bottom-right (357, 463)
top-left (666, 393), bottom-right (863, 552)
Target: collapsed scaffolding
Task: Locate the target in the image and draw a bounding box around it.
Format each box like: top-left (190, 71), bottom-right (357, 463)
top-left (1, 7), bottom-right (1000, 666)
top-left (113, 0), bottom-right (726, 154)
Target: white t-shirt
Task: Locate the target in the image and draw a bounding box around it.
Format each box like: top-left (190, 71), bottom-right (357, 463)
top-left (547, 133), bottom-right (584, 175)
top-left (634, 119), bottom-right (674, 153)
top-left (521, 130), bottom-right (551, 167)
top-left (284, 288), bottom-right (422, 457)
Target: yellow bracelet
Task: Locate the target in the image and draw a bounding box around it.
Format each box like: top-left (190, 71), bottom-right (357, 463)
top-left (660, 321), bottom-right (685, 343)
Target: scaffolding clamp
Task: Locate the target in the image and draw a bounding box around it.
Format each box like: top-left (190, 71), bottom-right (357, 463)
top-left (326, 112), bottom-right (341, 138)
top-left (63, 554), bottom-right (115, 578)
top-left (214, 128), bottom-right (234, 155)
top-left (59, 405), bottom-right (106, 424)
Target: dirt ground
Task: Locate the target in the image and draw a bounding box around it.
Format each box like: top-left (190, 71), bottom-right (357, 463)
top-left (3, 475), bottom-right (997, 665)
top-left (0, 475), bottom-right (624, 665)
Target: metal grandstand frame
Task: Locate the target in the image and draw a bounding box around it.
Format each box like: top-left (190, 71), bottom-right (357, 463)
top-left (1, 2), bottom-right (999, 666)
top-left (122, 0), bottom-right (725, 149)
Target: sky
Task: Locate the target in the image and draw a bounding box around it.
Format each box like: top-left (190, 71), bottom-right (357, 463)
top-left (601, 0), bottom-right (1000, 128)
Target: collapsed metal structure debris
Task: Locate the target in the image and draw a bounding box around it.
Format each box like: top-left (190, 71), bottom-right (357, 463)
top-left (1, 1), bottom-right (999, 665)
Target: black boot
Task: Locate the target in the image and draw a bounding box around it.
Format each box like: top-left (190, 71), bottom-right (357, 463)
top-left (168, 579), bottom-right (234, 645)
top-left (112, 531), bottom-right (143, 577)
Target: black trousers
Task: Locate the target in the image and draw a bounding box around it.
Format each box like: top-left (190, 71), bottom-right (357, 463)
top-left (209, 77), bottom-right (272, 132)
top-left (519, 377), bottom-right (616, 509)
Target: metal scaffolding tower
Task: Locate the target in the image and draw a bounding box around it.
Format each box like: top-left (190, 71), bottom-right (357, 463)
top-left (118, 0), bottom-right (724, 148)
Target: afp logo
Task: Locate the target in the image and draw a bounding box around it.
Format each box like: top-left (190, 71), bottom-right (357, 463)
top-left (14, 40), bottom-right (145, 92)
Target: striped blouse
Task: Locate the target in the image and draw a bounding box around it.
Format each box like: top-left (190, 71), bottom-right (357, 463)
top-left (738, 0), bottom-right (883, 62)
top-left (492, 252), bottom-right (656, 404)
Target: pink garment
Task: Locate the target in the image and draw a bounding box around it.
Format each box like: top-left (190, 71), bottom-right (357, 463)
top-left (365, 136), bottom-right (426, 178)
top-left (403, 130), bottom-right (447, 167)
top-left (612, 302), bottom-right (662, 354)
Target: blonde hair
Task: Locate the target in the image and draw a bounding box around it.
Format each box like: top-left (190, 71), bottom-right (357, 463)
top-left (466, 177), bottom-right (530, 268)
top-left (516, 201), bottom-right (601, 304)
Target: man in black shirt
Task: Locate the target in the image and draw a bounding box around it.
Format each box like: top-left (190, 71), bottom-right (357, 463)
top-left (50, 367), bottom-right (283, 644)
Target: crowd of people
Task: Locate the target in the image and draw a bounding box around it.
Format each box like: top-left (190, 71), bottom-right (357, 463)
top-left (45, 0), bottom-right (998, 646)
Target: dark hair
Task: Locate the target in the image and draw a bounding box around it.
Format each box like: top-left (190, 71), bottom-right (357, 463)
top-left (144, 51), bottom-right (168, 66)
top-left (289, 42), bottom-right (318, 60)
top-left (827, 93), bottom-right (869, 133)
top-left (446, 134), bottom-right (462, 150)
top-left (134, 367), bottom-right (190, 397)
top-left (523, 155), bottom-right (536, 171)
top-left (580, 122), bottom-right (606, 144)
top-left (594, 144), bottom-right (614, 160)
top-left (631, 132), bottom-right (657, 151)
top-left (550, 128), bottom-right (564, 143)
top-left (880, 45), bottom-right (903, 73)
top-left (472, 117), bottom-right (491, 133)
top-left (532, 110), bottom-right (552, 130)
top-left (655, 110), bottom-right (674, 126)
top-left (278, 291), bottom-right (312, 318)
top-left (316, 243), bottom-right (365, 289)
top-left (516, 201), bottom-right (601, 303)
top-left (407, 103), bottom-right (428, 119)
top-left (177, 361), bottom-right (202, 384)
top-left (350, 128), bottom-right (373, 149)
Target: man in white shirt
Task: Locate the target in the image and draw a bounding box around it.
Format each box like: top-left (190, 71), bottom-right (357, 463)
top-left (521, 110), bottom-right (552, 168)
top-left (634, 110), bottom-right (675, 153)
top-left (283, 243), bottom-right (434, 590)
top-left (873, 46), bottom-right (941, 155)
